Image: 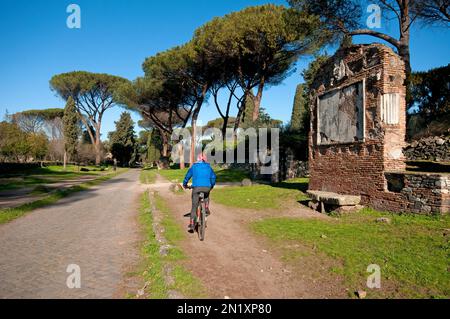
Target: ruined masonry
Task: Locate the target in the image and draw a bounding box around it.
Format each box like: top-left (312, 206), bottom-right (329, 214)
top-left (308, 43), bottom-right (449, 214)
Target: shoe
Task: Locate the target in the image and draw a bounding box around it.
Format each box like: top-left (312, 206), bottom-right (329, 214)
top-left (187, 223), bottom-right (194, 233)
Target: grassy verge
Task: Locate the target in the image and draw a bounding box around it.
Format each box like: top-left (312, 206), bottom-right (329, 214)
top-left (213, 177), bottom-right (310, 210)
top-left (251, 208), bottom-right (450, 298)
top-left (137, 190), bottom-right (206, 298)
top-left (137, 191), bottom-right (168, 298)
top-left (140, 169), bottom-right (157, 184)
top-left (0, 168), bottom-right (128, 224)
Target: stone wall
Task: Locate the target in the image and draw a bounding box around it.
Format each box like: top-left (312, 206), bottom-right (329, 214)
top-left (279, 148), bottom-right (309, 180)
top-left (384, 172), bottom-right (450, 214)
top-left (285, 161), bottom-right (309, 179)
top-left (404, 135), bottom-right (450, 161)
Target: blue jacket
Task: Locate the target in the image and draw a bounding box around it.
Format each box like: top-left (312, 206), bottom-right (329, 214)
top-left (183, 162), bottom-right (216, 188)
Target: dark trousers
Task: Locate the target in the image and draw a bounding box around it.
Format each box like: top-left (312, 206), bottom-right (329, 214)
top-left (190, 187), bottom-right (211, 221)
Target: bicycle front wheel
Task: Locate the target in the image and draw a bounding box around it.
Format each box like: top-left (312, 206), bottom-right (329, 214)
top-left (198, 204), bottom-right (206, 241)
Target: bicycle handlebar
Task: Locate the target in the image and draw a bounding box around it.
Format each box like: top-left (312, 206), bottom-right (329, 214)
top-left (183, 184), bottom-right (214, 191)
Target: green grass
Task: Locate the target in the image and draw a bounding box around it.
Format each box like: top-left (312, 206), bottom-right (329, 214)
top-left (158, 168), bottom-right (189, 182)
top-left (0, 164), bottom-right (109, 192)
top-left (251, 208), bottom-right (450, 298)
top-left (213, 177), bottom-right (310, 210)
top-left (215, 167), bottom-right (250, 182)
top-left (140, 169), bottom-right (157, 184)
top-left (42, 164), bottom-right (108, 173)
top-left (0, 168), bottom-right (128, 224)
top-left (158, 167), bottom-right (250, 183)
top-left (138, 191), bottom-right (168, 298)
top-left (170, 265), bottom-right (206, 298)
top-left (137, 190), bottom-right (206, 298)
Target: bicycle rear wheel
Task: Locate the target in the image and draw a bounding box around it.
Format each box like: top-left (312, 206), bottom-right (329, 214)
top-left (198, 203), bottom-right (206, 241)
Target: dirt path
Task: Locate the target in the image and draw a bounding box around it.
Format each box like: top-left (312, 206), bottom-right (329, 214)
top-left (148, 174), bottom-right (345, 299)
top-left (0, 170), bottom-right (142, 298)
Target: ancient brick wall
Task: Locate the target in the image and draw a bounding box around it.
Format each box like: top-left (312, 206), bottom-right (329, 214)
top-left (308, 44), bottom-right (405, 201)
top-left (308, 43), bottom-right (449, 214)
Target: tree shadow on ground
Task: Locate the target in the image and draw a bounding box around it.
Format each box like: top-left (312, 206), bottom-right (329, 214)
top-left (215, 169), bottom-right (250, 183)
top-left (269, 180), bottom-right (309, 193)
top-left (30, 176), bottom-right (130, 208)
top-left (297, 199), bottom-right (311, 207)
top-left (100, 177), bottom-right (128, 184)
top-left (30, 186), bottom-right (102, 209)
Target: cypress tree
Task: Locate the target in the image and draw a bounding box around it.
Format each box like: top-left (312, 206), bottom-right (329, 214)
top-left (108, 112), bottom-right (136, 167)
top-left (62, 96), bottom-right (80, 169)
top-left (146, 130), bottom-right (160, 165)
top-left (290, 84), bottom-right (306, 131)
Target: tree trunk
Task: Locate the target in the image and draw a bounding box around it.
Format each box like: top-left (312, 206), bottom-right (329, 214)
top-left (94, 122), bottom-right (102, 166)
top-left (221, 117), bottom-right (229, 141)
top-left (80, 115), bottom-right (100, 166)
top-left (157, 130), bottom-right (170, 170)
top-left (161, 131), bottom-right (169, 157)
top-left (190, 85), bottom-right (208, 166)
top-left (178, 143), bottom-right (185, 169)
top-left (63, 150), bottom-right (67, 171)
top-left (399, 1), bottom-right (412, 105)
top-left (398, 36), bottom-right (412, 104)
top-left (95, 140), bottom-right (101, 166)
top-left (252, 78), bottom-right (265, 121)
top-left (190, 117), bottom-right (197, 166)
top-left (398, 39), bottom-right (411, 77)
top-left (217, 84), bottom-right (235, 141)
top-left (232, 94), bottom-right (247, 144)
top-left (234, 91), bottom-right (249, 132)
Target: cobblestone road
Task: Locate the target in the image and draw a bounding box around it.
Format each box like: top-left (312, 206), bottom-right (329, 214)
top-left (0, 170), bottom-right (141, 298)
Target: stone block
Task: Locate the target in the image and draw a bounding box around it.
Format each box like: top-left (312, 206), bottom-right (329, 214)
top-left (307, 190), bottom-right (361, 206)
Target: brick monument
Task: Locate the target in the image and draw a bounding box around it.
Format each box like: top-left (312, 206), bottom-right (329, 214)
top-left (308, 43), bottom-right (449, 214)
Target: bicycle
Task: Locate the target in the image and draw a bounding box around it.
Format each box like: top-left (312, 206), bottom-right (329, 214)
top-left (184, 185), bottom-right (208, 241)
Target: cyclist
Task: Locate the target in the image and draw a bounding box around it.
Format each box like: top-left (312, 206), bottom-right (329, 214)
top-left (182, 153), bottom-right (216, 233)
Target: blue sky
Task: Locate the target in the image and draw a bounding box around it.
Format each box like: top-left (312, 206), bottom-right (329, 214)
top-left (1, 0), bottom-right (449, 140)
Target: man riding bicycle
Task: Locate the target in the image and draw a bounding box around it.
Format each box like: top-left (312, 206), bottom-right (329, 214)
top-left (183, 153), bottom-right (216, 233)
